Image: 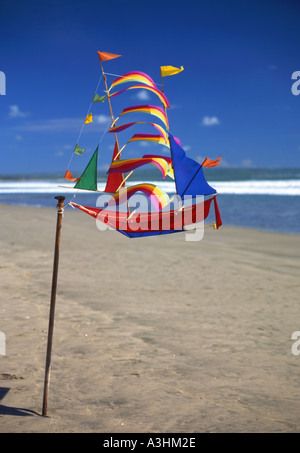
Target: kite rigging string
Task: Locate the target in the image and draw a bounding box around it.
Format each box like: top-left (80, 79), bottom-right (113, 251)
top-left (104, 71), bottom-right (163, 89)
top-left (64, 119), bottom-right (112, 207)
top-left (65, 74), bottom-right (104, 172)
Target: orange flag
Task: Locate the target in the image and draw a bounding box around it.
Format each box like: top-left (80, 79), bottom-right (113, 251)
top-left (202, 155), bottom-right (222, 168)
top-left (64, 170), bottom-right (80, 182)
top-left (98, 51), bottom-right (121, 62)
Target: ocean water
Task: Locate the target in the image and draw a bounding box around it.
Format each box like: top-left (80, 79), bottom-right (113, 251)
top-left (0, 168), bottom-right (299, 234)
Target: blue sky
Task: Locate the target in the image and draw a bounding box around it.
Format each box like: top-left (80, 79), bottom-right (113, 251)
top-left (1, 0), bottom-right (300, 175)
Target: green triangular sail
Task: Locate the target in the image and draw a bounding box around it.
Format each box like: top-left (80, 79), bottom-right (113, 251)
top-left (74, 146), bottom-right (99, 191)
top-left (92, 93), bottom-right (107, 103)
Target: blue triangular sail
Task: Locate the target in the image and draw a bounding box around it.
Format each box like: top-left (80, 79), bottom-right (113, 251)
top-left (169, 134), bottom-right (217, 197)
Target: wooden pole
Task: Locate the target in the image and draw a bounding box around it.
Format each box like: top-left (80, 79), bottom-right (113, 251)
top-left (42, 195), bottom-right (65, 417)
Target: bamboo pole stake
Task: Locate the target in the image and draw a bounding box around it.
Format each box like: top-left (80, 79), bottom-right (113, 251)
top-left (42, 195), bottom-right (65, 417)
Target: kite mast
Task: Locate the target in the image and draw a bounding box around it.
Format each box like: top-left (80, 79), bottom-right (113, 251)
top-left (99, 58), bottom-right (120, 154)
top-left (160, 65), bottom-right (184, 132)
top-left (160, 71), bottom-right (168, 120)
top-left (98, 52), bottom-right (129, 211)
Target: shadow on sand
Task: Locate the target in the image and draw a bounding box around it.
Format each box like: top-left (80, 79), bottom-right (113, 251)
top-left (0, 387), bottom-right (41, 417)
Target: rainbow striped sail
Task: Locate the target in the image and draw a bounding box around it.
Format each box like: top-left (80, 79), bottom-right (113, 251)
top-left (109, 85), bottom-right (170, 109)
top-left (109, 121), bottom-right (168, 142)
top-left (128, 133), bottom-right (169, 147)
top-left (109, 184), bottom-right (170, 212)
top-left (109, 71), bottom-right (157, 90)
top-left (108, 156), bottom-right (172, 179)
top-left (118, 105), bottom-right (169, 130)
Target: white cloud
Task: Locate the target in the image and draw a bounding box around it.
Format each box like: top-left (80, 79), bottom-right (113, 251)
top-left (15, 134), bottom-right (23, 141)
top-left (55, 144), bottom-right (76, 157)
top-left (139, 141), bottom-right (150, 147)
top-left (135, 90), bottom-right (150, 101)
top-left (196, 155), bottom-right (205, 164)
top-left (99, 164), bottom-right (109, 172)
top-left (216, 157), bottom-right (231, 168)
top-left (241, 158), bottom-right (256, 168)
top-left (9, 105), bottom-right (29, 118)
top-left (195, 156), bottom-right (256, 168)
top-left (201, 116), bottom-right (220, 127)
top-left (16, 117), bottom-right (82, 132)
top-left (94, 114), bottom-right (111, 124)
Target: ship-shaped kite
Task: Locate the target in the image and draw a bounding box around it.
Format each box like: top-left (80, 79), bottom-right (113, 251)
top-left (64, 51), bottom-right (222, 238)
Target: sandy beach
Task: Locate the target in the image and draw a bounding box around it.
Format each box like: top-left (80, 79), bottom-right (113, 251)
top-left (0, 202), bottom-right (300, 433)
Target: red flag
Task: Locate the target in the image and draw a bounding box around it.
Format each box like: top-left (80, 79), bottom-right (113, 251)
top-left (64, 170), bottom-right (80, 182)
top-left (98, 51), bottom-right (121, 62)
top-left (202, 155), bottom-right (222, 168)
top-left (104, 142), bottom-right (125, 193)
top-left (213, 196), bottom-right (222, 229)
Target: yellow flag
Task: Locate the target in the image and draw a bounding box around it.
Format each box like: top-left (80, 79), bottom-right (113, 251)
top-left (160, 65), bottom-right (184, 77)
top-left (84, 113), bottom-right (93, 124)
